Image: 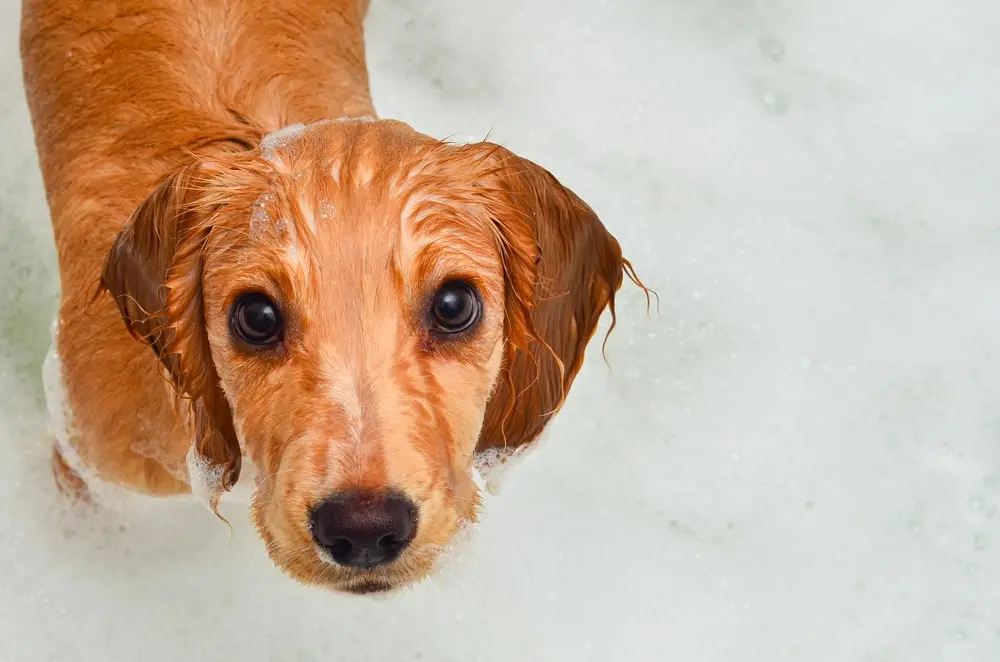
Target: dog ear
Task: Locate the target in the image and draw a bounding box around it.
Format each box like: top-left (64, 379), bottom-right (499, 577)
top-left (101, 161), bottom-right (240, 510)
top-left (474, 146), bottom-right (639, 466)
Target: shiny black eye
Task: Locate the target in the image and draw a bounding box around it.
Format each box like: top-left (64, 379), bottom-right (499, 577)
top-left (430, 281), bottom-right (481, 333)
top-left (230, 293), bottom-right (283, 346)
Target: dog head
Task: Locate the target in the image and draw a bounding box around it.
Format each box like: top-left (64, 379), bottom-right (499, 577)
top-left (101, 119), bottom-right (634, 593)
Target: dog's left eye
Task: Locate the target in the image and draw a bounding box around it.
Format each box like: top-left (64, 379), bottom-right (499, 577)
top-left (230, 293), bottom-right (283, 347)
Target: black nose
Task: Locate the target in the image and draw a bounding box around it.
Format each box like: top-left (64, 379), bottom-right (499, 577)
top-left (310, 491), bottom-right (418, 568)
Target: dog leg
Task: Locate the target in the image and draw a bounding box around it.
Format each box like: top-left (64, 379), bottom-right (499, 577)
top-left (50, 441), bottom-right (92, 505)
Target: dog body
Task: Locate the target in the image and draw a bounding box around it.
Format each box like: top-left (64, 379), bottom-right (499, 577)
top-left (23, 0), bottom-right (374, 496)
top-left (21, 0), bottom-right (634, 593)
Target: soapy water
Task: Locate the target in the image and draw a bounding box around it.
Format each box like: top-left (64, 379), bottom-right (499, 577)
top-left (7, 0), bottom-right (1000, 659)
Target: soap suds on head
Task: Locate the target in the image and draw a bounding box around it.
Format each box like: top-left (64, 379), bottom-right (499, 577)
top-left (260, 123), bottom-right (307, 161)
top-left (319, 199), bottom-right (336, 221)
top-left (257, 118), bottom-right (374, 237)
top-left (260, 116), bottom-right (377, 164)
top-left (249, 192), bottom-right (275, 239)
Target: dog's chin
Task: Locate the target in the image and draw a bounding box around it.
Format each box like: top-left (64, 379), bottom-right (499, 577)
top-left (325, 565), bottom-right (435, 596)
top-left (340, 579), bottom-right (401, 595)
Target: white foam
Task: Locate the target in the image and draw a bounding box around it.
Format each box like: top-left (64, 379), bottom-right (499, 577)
top-left (185, 446), bottom-right (260, 510)
top-left (259, 122), bottom-right (306, 158)
top-left (41, 319), bottom-right (72, 459)
top-left (472, 446), bottom-right (526, 494)
top-left (185, 445), bottom-right (226, 511)
top-left (472, 428), bottom-right (549, 494)
top-left (318, 199), bottom-right (337, 221)
top-left (44, 314), bottom-right (255, 514)
top-left (259, 116), bottom-right (378, 163)
top-left (248, 192), bottom-right (274, 238)
top-left (41, 317), bottom-right (137, 507)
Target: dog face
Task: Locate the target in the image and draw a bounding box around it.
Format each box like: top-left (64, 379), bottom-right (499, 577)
top-left (101, 119), bottom-right (630, 593)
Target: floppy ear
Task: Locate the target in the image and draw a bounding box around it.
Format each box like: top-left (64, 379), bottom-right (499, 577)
top-left (475, 146), bottom-right (635, 464)
top-left (100, 161), bottom-right (240, 508)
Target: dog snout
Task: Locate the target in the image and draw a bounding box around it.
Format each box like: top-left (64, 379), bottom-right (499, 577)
top-left (310, 490), bottom-right (418, 568)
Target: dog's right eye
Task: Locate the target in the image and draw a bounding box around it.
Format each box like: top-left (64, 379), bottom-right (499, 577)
top-left (230, 293), bottom-right (283, 347)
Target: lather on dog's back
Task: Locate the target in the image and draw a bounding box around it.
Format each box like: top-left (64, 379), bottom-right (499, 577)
top-left (20, 0), bottom-right (640, 593)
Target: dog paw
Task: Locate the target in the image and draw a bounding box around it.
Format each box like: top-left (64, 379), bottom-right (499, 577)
top-left (51, 444), bottom-right (94, 507)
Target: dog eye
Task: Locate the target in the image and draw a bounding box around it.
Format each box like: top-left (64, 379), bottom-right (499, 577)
top-left (230, 293), bottom-right (283, 346)
top-left (430, 281), bottom-right (481, 333)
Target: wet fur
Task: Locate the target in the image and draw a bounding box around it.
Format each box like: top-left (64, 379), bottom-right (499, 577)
top-left (20, 0), bottom-right (641, 592)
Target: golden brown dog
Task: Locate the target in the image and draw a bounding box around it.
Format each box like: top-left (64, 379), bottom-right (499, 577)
top-left (20, 0), bottom-right (642, 593)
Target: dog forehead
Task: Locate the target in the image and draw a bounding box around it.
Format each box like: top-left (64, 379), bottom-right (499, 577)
top-left (240, 121), bottom-right (413, 244)
top-left (259, 118), bottom-right (424, 173)
top-left (211, 120), bottom-right (503, 305)
top-left (251, 122), bottom-right (493, 244)
top-left (252, 120), bottom-right (437, 231)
